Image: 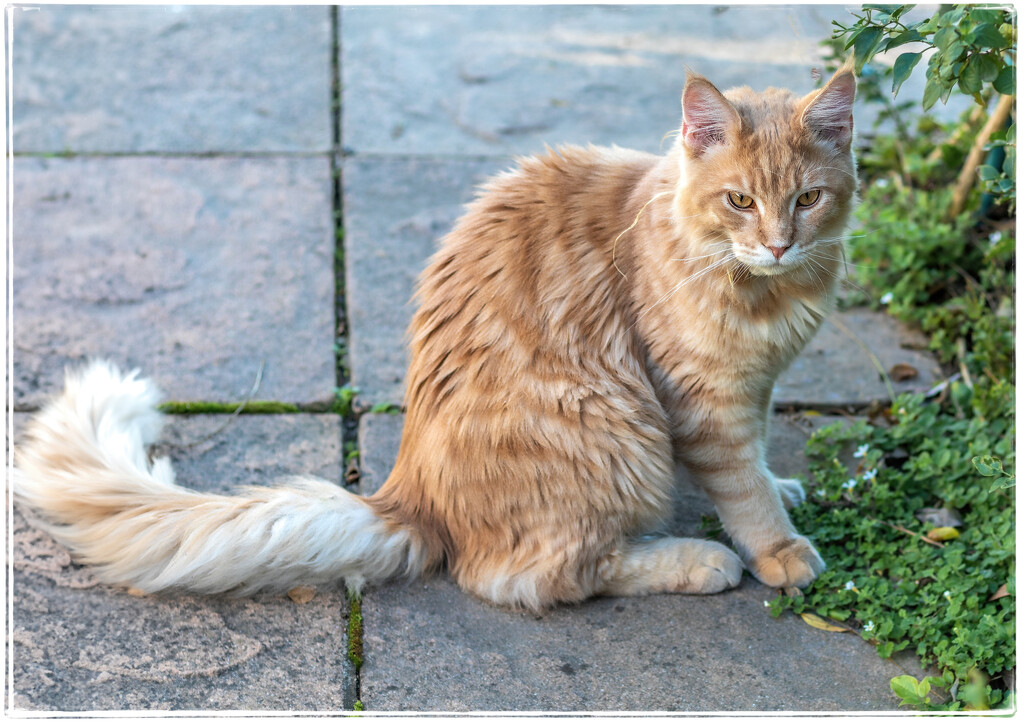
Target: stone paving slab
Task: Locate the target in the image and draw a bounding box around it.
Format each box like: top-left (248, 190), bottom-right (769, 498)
top-left (341, 4), bottom-right (848, 157)
top-left (344, 156), bottom-right (942, 411)
top-left (356, 411), bottom-right (912, 711)
top-left (12, 155), bottom-right (337, 410)
top-left (12, 5), bottom-right (332, 153)
top-left (10, 413), bottom-right (353, 712)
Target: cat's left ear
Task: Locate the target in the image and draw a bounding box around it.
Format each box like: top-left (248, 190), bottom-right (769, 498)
top-left (798, 69), bottom-right (856, 147)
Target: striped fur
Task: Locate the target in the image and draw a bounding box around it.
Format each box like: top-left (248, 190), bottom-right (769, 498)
top-left (14, 69), bottom-right (856, 611)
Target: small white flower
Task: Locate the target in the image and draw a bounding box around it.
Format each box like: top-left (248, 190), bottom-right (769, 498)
top-left (816, 488), bottom-right (826, 497)
top-left (862, 469), bottom-right (878, 482)
top-left (880, 291), bottom-right (894, 305)
top-left (853, 443), bottom-right (870, 458)
top-left (898, 407), bottom-right (906, 415)
top-left (844, 581), bottom-right (856, 591)
top-left (863, 620), bottom-right (875, 632)
top-left (842, 478), bottom-right (857, 490)
top-left (874, 178), bottom-right (890, 188)
top-left (764, 600), bottom-right (771, 607)
top-left (989, 231), bottom-right (1002, 244)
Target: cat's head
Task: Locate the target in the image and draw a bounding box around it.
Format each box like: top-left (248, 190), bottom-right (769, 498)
top-left (674, 67), bottom-right (858, 278)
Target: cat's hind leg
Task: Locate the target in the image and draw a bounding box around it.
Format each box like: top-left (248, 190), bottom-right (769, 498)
top-left (596, 536), bottom-right (743, 597)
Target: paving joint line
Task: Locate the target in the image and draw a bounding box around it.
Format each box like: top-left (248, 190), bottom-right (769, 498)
top-left (330, 6), bottom-right (365, 712)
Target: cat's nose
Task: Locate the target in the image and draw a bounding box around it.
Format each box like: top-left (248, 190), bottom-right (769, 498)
top-left (764, 242), bottom-right (791, 260)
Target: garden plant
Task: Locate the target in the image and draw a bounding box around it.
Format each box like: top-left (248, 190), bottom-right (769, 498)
top-left (761, 4), bottom-right (1015, 711)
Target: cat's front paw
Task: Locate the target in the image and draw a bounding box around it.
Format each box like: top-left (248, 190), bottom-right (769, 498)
top-left (776, 477), bottom-right (806, 509)
top-left (748, 535), bottom-right (824, 588)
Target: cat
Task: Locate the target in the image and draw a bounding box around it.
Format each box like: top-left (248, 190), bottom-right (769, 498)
top-left (14, 67), bottom-right (857, 613)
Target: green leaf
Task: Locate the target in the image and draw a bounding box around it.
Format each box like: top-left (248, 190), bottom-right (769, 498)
top-left (973, 455), bottom-right (1003, 476)
top-left (853, 27), bottom-right (885, 71)
top-left (977, 164), bottom-right (1001, 181)
top-left (958, 60), bottom-right (984, 95)
top-left (885, 28), bottom-right (923, 50)
top-left (973, 53), bottom-right (1002, 83)
top-left (922, 75), bottom-right (945, 110)
top-left (891, 675), bottom-right (927, 706)
top-left (994, 66), bottom-right (1015, 95)
top-left (892, 52), bottom-right (923, 96)
top-left (970, 23), bottom-right (1008, 50)
top-left (933, 26), bottom-right (959, 52)
top-left (969, 8), bottom-right (1005, 25)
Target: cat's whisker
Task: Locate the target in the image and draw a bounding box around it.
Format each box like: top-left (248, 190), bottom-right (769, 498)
top-left (631, 254), bottom-right (736, 328)
top-left (637, 261), bottom-right (730, 322)
top-left (611, 190), bottom-right (675, 279)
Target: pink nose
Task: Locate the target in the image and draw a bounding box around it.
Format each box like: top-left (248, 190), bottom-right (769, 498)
top-left (765, 244), bottom-right (791, 260)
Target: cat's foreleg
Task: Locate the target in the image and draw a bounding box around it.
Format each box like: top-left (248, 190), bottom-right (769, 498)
top-left (682, 439), bottom-right (824, 588)
top-left (596, 536), bottom-right (743, 597)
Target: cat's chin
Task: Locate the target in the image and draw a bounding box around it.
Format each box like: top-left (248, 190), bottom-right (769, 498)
top-left (739, 261), bottom-right (793, 278)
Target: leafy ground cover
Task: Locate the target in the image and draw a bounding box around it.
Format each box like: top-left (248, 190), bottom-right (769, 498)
top-left (765, 5), bottom-right (1015, 711)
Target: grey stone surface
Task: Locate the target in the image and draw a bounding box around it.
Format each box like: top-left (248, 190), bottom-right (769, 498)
top-left (358, 412), bottom-right (406, 496)
top-left (776, 308), bottom-right (943, 407)
top-left (12, 155), bottom-right (336, 409)
top-left (12, 5), bottom-right (332, 153)
top-left (356, 411), bottom-right (909, 712)
top-left (341, 5), bottom-right (967, 158)
top-left (342, 5), bottom-right (848, 157)
top-left (345, 157), bottom-right (943, 409)
top-left (10, 413), bottom-right (353, 712)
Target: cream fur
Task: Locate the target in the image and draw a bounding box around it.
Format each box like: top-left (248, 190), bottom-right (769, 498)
top-left (14, 360), bottom-right (425, 595)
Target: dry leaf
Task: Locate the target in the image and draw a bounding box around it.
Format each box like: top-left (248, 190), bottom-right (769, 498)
top-left (287, 586), bottom-right (316, 604)
top-left (126, 587), bottom-right (148, 597)
top-left (800, 612), bottom-right (849, 633)
top-left (890, 362), bottom-right (919, 381)
top-left (988, 584), bottom-right (1010, 602)
top-left (926, 526), bottom-right (960, 541)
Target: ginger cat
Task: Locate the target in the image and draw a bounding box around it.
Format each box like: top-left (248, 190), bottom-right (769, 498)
top-left (15, 68), bottom-right (857, 612)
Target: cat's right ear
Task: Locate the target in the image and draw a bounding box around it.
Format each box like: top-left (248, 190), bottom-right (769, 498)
top-left (680, 75), bottom-right (741, 155)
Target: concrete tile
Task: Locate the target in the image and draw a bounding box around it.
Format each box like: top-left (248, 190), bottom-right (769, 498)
top-left (12, 5), bottom-right (332, 153)
top-left (775, 308), bottom-right (943, 408)
top-left (12, 156), bottom-right (336, 409)
top-left (344, 157), bottom-right (942, 410)
top-left (355, 411), bottom-right (905, 712)
top-left (10, 413), bottom-right (354, 711)
top-left (341, 5), bottom-right (847, 156)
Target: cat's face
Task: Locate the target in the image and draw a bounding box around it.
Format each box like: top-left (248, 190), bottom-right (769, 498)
top-left (676, 71), bottom-right (858, 278)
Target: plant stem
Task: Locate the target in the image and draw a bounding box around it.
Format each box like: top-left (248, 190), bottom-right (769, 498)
top-left (950, 94), bottom-right (1015, 218)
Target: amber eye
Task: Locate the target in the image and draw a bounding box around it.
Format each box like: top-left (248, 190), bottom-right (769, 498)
top-left (728, 191), bottom-right (754, 210)
top-left (796, 189), bottom-right (821, 207)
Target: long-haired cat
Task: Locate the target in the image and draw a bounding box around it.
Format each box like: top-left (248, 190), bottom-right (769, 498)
top-left (14, 67), bottom-right (857, 612)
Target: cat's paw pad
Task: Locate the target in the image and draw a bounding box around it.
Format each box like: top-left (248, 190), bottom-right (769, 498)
top-left (749, 535), bottom-right (824, 588)
top-left (776, 478), bottom-right (806, 509)
top-left (686, 541), bottom-right (744, 594)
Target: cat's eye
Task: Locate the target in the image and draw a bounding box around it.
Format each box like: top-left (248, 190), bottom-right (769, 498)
top-left (728, 191), bottom-right (754, 210)
top-left (796, 189), bottom-right (821, 208)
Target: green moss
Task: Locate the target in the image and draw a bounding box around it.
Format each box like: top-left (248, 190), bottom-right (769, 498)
top-left (347, 591), bottom-right (364, 672)
top-left (353, 700), bottom-right (365, 712)
top-left (158, 400), bottom-right (300, 415)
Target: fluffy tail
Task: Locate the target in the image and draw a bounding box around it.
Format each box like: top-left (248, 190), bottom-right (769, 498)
top-left (13, 360), bottom-right (425, 595)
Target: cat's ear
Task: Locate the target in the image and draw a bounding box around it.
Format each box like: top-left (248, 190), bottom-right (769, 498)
top-left (680, 74), bottom-right (741, 155)
top-left (799, 69), bottom-right (856, 147)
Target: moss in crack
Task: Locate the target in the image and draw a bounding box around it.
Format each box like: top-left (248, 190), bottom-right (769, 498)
top-left (158, 400), bottom-right (300, 414)
top-left (347, 590), bottom-right (364, 672)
